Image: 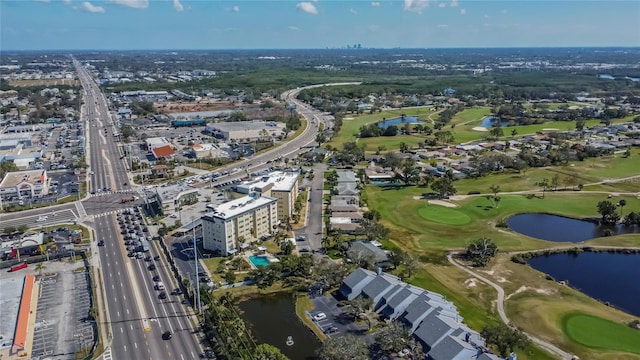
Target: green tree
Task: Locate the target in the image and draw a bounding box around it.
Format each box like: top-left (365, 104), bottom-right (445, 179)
top-left (481, 324), bottom-right (531, 357)
top-left (279, 239), bottom-right (293, 255)
top-left (538, 178), bottom-right (550, 198)
top-left (224, 270), bottom-right (236, 285)
top-left (399, 159), bottom-right (420, 185)
top-left (489, 184), bottom-right (501, 208)
top-left (316, 335), bottom-right (369, 360)
top-left (597, 200), bottom-right (620, 225)
top-left (35, 262), bottom-right (47, 276)
top-left (375, 321), bottom-right (423, 357)
top-left (254, 344), bottom-right (290, 360)
top-left (618, 199), bottom-right (627, 217)
top-left (465, 237), bottom-right (498, 267)
top-left (430, 176), bottom-right (457, 197)
top-left (0, 161), bottom-right (19, 179)
top-left (490, 126), bottom-right (504, 139)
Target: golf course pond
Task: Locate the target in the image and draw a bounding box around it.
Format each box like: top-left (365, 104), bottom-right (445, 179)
top-left (528, 252), bottom-right (640, 317)
top-left (238, 293), bottom-right (320, 359)
top-left (507, 213), bottom-right (640, 242)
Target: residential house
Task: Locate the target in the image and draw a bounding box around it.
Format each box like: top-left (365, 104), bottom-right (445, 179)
top-left (347, 241), bottom-right (390, 268)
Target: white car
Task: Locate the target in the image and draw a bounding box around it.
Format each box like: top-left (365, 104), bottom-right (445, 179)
top-left (36, 215), bottom-right (49, 222)
top-left (312, 312), bottom-right (327, 321)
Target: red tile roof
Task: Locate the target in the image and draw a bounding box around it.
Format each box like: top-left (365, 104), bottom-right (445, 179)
top-left (151, 145), bottom-right (175, 159)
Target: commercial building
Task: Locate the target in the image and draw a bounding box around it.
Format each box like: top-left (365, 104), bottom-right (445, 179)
top-left (191, 143), bottom-right (229, 159)
top-left (0, 170), bottom-right (49, 201)
top-left (201, 194), bottom-right (277, 256)
top-left (145, 137), bottom-right (171, 150)
top-left (205, 120), bottom-right (286, 141)
top-left (235, 171), bottom-right (299, 221)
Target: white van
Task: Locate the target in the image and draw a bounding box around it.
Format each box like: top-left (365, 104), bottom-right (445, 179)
top-left (155, 282), bottom-right (165, 290)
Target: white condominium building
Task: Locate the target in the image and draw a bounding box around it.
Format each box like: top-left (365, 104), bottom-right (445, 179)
top-left (202, 194), bottom-right (278, 256)
top-left (235, 171), bottom-right (299, 221)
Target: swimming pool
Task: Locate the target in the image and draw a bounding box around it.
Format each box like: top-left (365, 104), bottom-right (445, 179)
top-left (249, 255), bottom-right (270, 267)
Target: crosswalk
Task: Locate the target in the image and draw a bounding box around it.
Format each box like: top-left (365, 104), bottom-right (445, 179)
top-left (75, 201), bottom-right (88, 218)
top-left (101, 347), bottom-right (113, 360)
top-left (88, 189), bottom-right (138, 198)
top-left (87, 208), bottom-right (135, 219)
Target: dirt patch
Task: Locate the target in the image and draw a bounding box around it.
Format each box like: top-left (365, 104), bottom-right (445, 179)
top-left (495, 276), bottom-right (509, 283)
top-left (427, 200), bottom-right (458, 208)
top-left (505, 285), bottom-right (554, 300)
top-left (472, 126), bottom-right (488, 132)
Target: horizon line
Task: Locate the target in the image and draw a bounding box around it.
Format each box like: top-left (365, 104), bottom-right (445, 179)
top-left (2, 46), bottom-right (640, 53)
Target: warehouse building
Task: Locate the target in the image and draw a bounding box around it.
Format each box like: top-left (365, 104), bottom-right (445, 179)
top-left (205, 120), bottom-right (286, 141)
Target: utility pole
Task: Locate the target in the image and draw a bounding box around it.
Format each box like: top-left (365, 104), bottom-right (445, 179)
top-left (193, 217), bottom-right (202, 314)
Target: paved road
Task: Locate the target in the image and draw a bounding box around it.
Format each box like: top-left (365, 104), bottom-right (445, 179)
top-left (74, 59), bottom-right (202, 360)
top-left (446, 253), bottom-right (574, 360)
top-left (0, 203), bottom-right (79, 229)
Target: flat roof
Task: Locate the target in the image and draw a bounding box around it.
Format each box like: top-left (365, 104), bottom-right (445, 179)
top-left (247, 171), bottom-right (298, 192)
top-left (204, 195), bottom-right (276, 220)
top-left (207, 120), bottom-right (283, 132)
top-left (0, 170), bottom-right (47, 188)
top-left (0, 273), bottom-right (27, 350)
top-left (13, 273), bottom-right (35, 351)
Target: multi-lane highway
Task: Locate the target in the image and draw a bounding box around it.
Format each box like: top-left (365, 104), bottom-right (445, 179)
top-left (74, 59), bottom-right (203, 359)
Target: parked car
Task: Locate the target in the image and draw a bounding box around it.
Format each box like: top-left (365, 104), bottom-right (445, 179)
top-left (313, 312), bottom-right (327, 321)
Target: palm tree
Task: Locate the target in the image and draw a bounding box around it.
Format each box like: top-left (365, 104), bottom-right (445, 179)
top-left (35, 262), bottom-right (46, 277)
top-left (618, 199), bottom-right (627, 217)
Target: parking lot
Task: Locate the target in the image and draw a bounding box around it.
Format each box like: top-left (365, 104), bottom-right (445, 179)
top-left (307, 294), bottom-right (368, 339)
top-left (31, 267), bottom-right (95, 359)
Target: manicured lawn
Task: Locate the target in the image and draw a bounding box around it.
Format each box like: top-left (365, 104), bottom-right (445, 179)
top-left (446, 107), bottom-right (492, 125)
top-left (366, 185), bottom-right (640, 251)
top-left (417, 205), bottom-right (471, 225)
top-left (562, 313), bottom-right (640, 354)
top-left (359, 135), bottom-right (427, 153)
top-left (326, 107), bottom-right (435, 149)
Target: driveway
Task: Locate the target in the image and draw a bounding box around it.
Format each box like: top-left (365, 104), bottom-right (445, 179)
top-left (308, 294), bottom-right (368, 339)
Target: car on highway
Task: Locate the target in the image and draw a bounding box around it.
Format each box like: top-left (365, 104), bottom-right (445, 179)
top-left (152, 275), bottom-right (160, 282)
top-left (159, 292), bottom-right (167, 299)
top-left (162, 331), bottom-right (172, 340)
top-left (36, 216), bottom-right (49, 222)
top-left (98, 240), bottom-right (105, 246)
top-left (313, 312), bottom-right (327, 321)
top-left (148, 264), bottom-right (156, 271)
top-left (171, 288), bottom-right (183, 295)
top-left (154, 255), bottom-right (161, 261)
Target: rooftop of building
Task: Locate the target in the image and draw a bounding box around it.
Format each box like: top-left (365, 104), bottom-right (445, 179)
top-left (145, 137), bottom-right (171, 148)
top-left (0, 169), bottom-right (47, 188)
top-left (207, 120), bottom-right (284, 132)
top-left (242, 171), bottom-right (299, 192)
top-left (204, 194), bottom-right (276, 220)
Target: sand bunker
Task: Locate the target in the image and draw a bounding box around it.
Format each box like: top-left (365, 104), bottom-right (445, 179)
top-left (428, 200), bottom-right (458, 208)
top-left (542, 128), bottom-right (560, 131)
top-left (344, 117), bottom-right (355, 120)
top-left (472, 126), bottom-right (488, 132)
top-left (465, 278), bottom-right (477, 288)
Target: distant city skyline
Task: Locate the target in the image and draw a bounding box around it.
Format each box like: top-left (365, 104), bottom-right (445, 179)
top-left (1, 0), bottom-right (639, 51)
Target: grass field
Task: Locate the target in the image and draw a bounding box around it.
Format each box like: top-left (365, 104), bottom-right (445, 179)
top-left (417, 205), bottom-right (471, 225)
top-left (9, 79), bottom-right (80, 87)
top-left (562, 313), bottom-right (640, 354)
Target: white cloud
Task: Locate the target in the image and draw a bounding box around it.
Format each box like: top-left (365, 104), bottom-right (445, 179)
top-left (63, 0), bottom-right (72, 3)
top-left (173, 0), bottom-right (183, 11)
top-left (437, 24), bottom-right (448, 28)
top-left (108, 0), bottom-right (148, 9)
top-left (460, 8), bottom-right (466, 15)
top-left (403, 0), bottom-right (429, 14)
top-left (438, 3), bottom-right (446, 8)
top-left (288, 26), bottom-right (300, 31)
top-left (450, 0), bottom-right (458, 7)
top-left (371, 2), bottom-right (380, 6)
top-left (82, 1), bottom-right (105, 13)
top-left (32, 0), bottom-right (51, 3)
top-left (350, 8), bottom-right (357, 14)
top-left (484, 14), bottom-right (489, 18)
top-left (296, 2), bottom-right (318, 14)
top-left (501, 9), bottom-right (508, 14)
top-left (232, 5), bottom-right (239, 12)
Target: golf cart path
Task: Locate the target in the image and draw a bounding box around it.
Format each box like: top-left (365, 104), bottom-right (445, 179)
top-left (447, 253), bottom-right (575, 360)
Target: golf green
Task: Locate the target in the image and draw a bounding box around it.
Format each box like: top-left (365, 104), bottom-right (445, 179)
top-left (562, 313), bottom-right (640, 354)
top-left (417, 205), bottom-right (471, 225)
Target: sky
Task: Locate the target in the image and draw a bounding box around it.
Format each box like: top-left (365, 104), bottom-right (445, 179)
top-left (1, 0), bottom-right (639, 50)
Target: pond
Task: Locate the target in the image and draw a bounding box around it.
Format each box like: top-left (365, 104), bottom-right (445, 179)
top-left (480, 116), bottom-right (508, 128)
top-left (238, 293), bottom-right (321, 359)
top-left (528, 252), bottom-right (640, 317)
top-left (377, 116), bottom-right (424, 129)
top-left (507, 213), bottom-right (640, 242)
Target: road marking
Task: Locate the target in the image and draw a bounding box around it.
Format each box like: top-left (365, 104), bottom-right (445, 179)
top-left (127, 308), bottom-right (130, 315)
top-left (120, 327), bottom-right (123, 333)
top-left (124, 345), bottom-right (127, 352)
top-left (181, 354), bottom-right (185, 360)
top-left (134, 342), bottom-right (138, 349)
